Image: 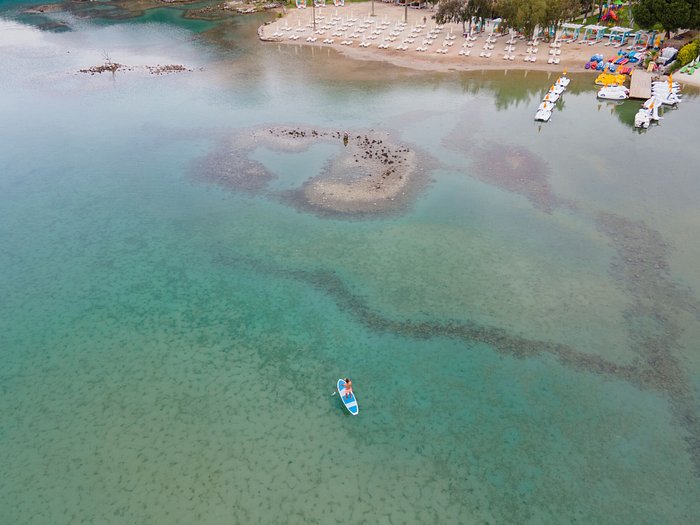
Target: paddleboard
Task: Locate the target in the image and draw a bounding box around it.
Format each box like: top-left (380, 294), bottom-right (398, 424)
top-left (337, 378), bottom-right (358, 415)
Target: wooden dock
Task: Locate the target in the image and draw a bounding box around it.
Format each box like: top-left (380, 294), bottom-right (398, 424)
top-left (629, 70), bottom-right (652, 99)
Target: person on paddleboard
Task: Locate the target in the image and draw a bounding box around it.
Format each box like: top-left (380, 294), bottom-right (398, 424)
top-left (343, 378), bottom-right (353, 399)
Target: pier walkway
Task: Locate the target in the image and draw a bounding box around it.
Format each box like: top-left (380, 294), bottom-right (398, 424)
top-left (629, 70), bottom-right (652, 99)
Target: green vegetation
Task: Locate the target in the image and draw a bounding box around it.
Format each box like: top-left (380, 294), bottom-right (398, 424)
top-left (434, 0), bottom-right (491, 34)
top-left (433, 1), bottom-right (700, 39)
top-left (676, 38), bottom-right (700, 64)
top-left (633, 0), bottom-right (699, 35)
top-left (436, 0), bottom-right (586, 38)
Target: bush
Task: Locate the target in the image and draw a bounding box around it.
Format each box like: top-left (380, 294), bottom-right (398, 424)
top-left (676, 40), bottom-right (700, 66)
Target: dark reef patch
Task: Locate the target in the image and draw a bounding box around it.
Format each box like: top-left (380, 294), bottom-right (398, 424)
top-left (596, 212), bottom-right (700, 474)
top-left (191, 139), bottom-right (273, 193)
top-left (597, 212), bottom-right (699, 319)
top-left (213, 209), bottom-right (700, 475)
top-left (190, 126), bottom-right (435, 219)
top-left (471, 142), bottom-right (561, 213)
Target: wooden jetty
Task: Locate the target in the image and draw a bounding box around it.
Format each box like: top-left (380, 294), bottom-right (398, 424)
top-left (629, 70), bottom-right (652, 99)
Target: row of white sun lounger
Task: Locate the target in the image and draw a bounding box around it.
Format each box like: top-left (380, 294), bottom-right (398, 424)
top-left (277, 22), bottom-right (572, 62)
top-left (273, 19), bottom-right (462, 42)
top-left (301, 38), bottom-right (549, 61)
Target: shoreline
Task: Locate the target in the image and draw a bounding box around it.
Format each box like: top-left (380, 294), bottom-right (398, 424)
top-left (258, 2), bottom-right (605, 75)
top-left (258, 2), bottom-right (700, 87)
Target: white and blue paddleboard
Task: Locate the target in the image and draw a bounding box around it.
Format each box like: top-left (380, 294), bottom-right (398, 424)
top-left (337, 378), bottom-right (358, 415)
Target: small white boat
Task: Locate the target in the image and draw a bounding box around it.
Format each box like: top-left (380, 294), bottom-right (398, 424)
top-left (635, 101), bottom-right (661, 129)
top-left (651, 92), bottom-right (682, 103)
top-left (651, 87), bottom-right (682, 94)
top-left (543, 91), bottom-right (560, 103)
top-left (651, 83), bottom-right (682, 91)
top-left (534, 108), bottom-right (552, 122)
top-left (548, 84), bottom-right (565, 95)
top-left (652, 91), bottom-right (682, 106)
top-left (652, 81), bottom-right (680, 89)
top-left (634, 109), bottom-right (651, 129)
top-left (597, 85), bottom-right (629, 100)
top-left (534, 102), bottom-right (553, 121)
top-left (555, 75), bottom-right (571, 88)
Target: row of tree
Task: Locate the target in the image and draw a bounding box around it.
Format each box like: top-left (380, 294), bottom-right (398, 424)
top-left (433, 0), bottom-right (700, 39)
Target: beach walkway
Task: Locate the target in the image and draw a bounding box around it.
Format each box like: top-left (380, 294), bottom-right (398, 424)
top-left (629, 70), bottom-right (652, 99)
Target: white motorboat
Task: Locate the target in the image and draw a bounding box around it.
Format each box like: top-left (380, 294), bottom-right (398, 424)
top-left (597, 85), bottom-right (629, 100)
top-left (537, 100), bottom-right (555, 112)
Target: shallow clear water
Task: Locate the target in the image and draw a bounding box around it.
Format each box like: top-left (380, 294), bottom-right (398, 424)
top-left (1, 4), bottom-right (699, 524)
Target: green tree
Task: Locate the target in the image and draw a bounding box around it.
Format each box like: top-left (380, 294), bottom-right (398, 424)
top-left (435, 0), bottom-right (490, 34)
top-left (496, 0), bottom-right (548, 39)
top-left (543, 0), bottom-right (578, 32)
top-left (435, 0), bottom-right (472, 33)
top-left (690, 0), bottom-right (700, 28)
top-left (633, 0), bottom-right (693, 36)
top-left (578, 0), bottom-right (595, 21)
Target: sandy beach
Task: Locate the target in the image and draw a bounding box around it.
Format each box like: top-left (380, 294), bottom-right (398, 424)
top-left (674, 71), bottom-right (700, 87)
top-left (259, 2), bottom-right (627, 74)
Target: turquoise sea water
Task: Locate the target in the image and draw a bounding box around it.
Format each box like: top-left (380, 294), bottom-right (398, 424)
top-left (1, 3), bottom-right (700, 523)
